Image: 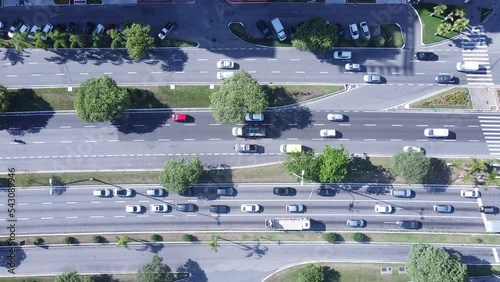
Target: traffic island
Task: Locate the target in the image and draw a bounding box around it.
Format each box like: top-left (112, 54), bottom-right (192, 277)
top-left (408, 87), bottom-right (472, 109)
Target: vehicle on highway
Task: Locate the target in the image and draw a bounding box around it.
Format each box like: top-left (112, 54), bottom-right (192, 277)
top-left (433, 204), bottom-right (453, 213)
top-left (172, 113), bottom-right (187, 122)
top-left (245, 113), bottom-right (264, 122)
top-left (460, 189), bottom-right (480, 198)
top-left (234, 144), bottom-right (258, 153)
top-left (345, 63), bottom-right (361, 71)
top-left (480, 206), bottom-right (498, 214)
top-left (114, 188), bottom-right (133, 197)
top-left (241, 204), bottom-right (261, 213)
top-left (217, 71), bottom-right (234, 80)
top-left (256, 19), bottom-right (272, 39)
top-left (424, 128), bottom-right (449, 138)
top-left (93, 24), bottom-right (105, 35)
top-left (327, 113), bottom-right (345, 121)
top-left (146, 188), bottom-right (164, 197)
top-left (280, 144), bottom-right (302, 154)
top-left (217, 60), bottom-right (235, 69)
top-left (232, 126), bottom-right (266, 137)
top-left (274, 187), bottom-right (295, 196)
top-left (403, 146), bottom-right (424, 153)
top-left (363, 74), bottom-right (381, 83)
top-left (390, 189), bottom-right (412, 198)
top-left (317, 188), bottom-right (335, 197)
top-left (456, 61), bottom-right (480, 72)
top-left (435, 73), bottom-right (456, 84)
top-left (359, 21), bottom-right (370, 40)
top-left (414, 51), bottom-right (434, 61)
top-left (180, 187), bottom-right (196, 197)
top-left (93, 189), bottom-right (111, 197)
top-left (28, 24), bottom-right (41, 40)
top-left (150, 204), bottom-right (169, 213)
top-left (158, 21), bottom-right (175, 40)
top-left (271, 17), bottom-right (287, 41)
top-left (83, 22), bottom-right (95, 34)
top-left (8, 20), bottom-right (23, 38)
top-left (217, 187), bottom-right (234, 196)
top-left (349, 23), bottom-right (359, 40)
top-left (374, 204), bottom-right (393, 213)
top-left (398, 220), bottom-right (421, 229)
top-left (210, 205), bottom-right (229, 213)
top-left (333, 51), bottom-right (352, 60)
top-left (320, 129), bottom-right (336, 138)
top-left (286, 204), bottom-right (305, 213)
top-left (347, 219), bottom-right (366, 227)
top-left (41, 23), bottom-right (54, 41)
top-left (125, 205), bottom-right (142, 213)
top-left (335, 23), bottom-right (345, 39)
top-left (176, 203), bottom-right (196, 212)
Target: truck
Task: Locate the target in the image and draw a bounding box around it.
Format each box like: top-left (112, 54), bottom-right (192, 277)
top-left (265, 217), bottom-right (311, 231)
top-left (232, 126), bottom-right (265, 137)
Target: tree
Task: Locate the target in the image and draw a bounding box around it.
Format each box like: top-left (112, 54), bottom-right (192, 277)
top-left (392, 150), bottom-right (431, 184)
top-left (317, 145), bottom-right (352, 183)
top-left (0, 85), bottom-right (9, 114)
top-left (453, 18), bottom-right (469, 32)
top-left (484, 169), bottom-right (500, 187)
top-left (108, 28), bottom-right (124, 49)
top-left (55, 271), bottom-right (91, 282)
top-left (284, 150), bottom-right (319, 182)
top-left (137, 255), bottom-right (174, 282)
top-left (69, 34), bottom-right (85, 49)
top-left (299, 264), bottom-right (324, 282)
top-left (91, 32), bottom-right (103, 48)
top-left (468, 158), bottom-right (486, 175)
top-left (323, 232), bottom-right (337, 243)
top-left (33, 32), bottom-right (48, 50)
top-left (159, 157), bottom-right (203, 194)
top-left (210, 71), bottom-right (268, 124)
top-left (74, 76), bottom-right (130, 122)
top-left (208, 235), bottom-right (219, 252)
top-left (49, 30), bottom-right (69, 50)
top-left (123, 23), bottom-right (154, 60)
top-left (436, 22), bottom-right (452, 36)
top-left (292, 17), bottom-right (339, 54)
top-left (454, 8), bottom-right (467, 19)
top-left (407, 244), bottom-right (467, 282)
top-left (115, 234), bottom-right (131, 248)
top-left (10, 32), bottom-right (30, 52)
top-left (431, 4), bottom-right (447, 17)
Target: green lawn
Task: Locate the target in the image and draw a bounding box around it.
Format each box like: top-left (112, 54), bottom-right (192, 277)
top-left (414, 3), bottom-right (460, 44)
top-left (411, 87), bottom-right (472, 109)
top-left (381, 24), bottom-right (404, 48)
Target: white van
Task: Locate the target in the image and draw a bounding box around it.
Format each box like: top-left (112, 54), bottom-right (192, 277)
top-left (271, 18), bottom-right (287, 41)
top-left (280, 144), bottom-right (302, 154)
top-left (424, 128), bottom-right (449, 138)
top-left (456, 61), bottom-right (480, 72)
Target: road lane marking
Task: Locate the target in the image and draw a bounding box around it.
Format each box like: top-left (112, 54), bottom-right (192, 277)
top-left (199, 71), bottom-right (208, 73)
top-left (364, 139), bottom-right (376, 141)
top-left (469, 140), bottom-right (479, 142)
top-left (364, 124), bottom-right (376, 126)
top-left (493, 248), bottom-right (499, 263)
top-left (90, 216), bottom-right (104, 218)
top-left (127, 71), bottom-right (137, 74)
top-left (295, 71), bottom-right (305, 74)
top-left (391, 139), bottom-right (402, 141)
top-left (244, 58), bottom-right (256, 61)
top-left (267, 59), bottom-right (277, 61)
top-left (184, 139), bottom-right (195, 141)
top-left (271, 71), bottom-right (280, 73)
top-left (287, 138), bottom-right (299, 140)
top-left (6, 75), bottom-right (18, 77)
top-left (42, 202), bottom-right (52, 205)
top-left (31, 74), bottom-right (42, 77)
top-left (66, 202), bottom-right (77, 204)
top-left (392, 125), bottom-right (402, 127)
top-left (338, 124), bottom-right (351, 126)
top-left (65, 216), bottom-right (78, 219)
top-left (41, 217), bottom-right (53, 220)
top-left (197, 59), bottom-right (208, 61)
top-left (104, 72), bottom-right (113, 75)
top-left (79, 73), bottom-right (89, 75)
top-left (114, 216), bottom-right (125, 218)
top-left (91, 201), bottom-right (101, 204)
top-left (416, 125), bottom-right (428, 127)
top-left (55, 73), bottom-right (65, 76)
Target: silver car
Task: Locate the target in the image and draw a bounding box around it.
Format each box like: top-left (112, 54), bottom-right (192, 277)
top-left (146, 188), bottom-right (165, 197)
top-left (433, 204), bottom-right (453, 213)
top-left (345, 63), bottom-right (361, 71)
top-left (347, 219), bottom-right (366, 227)
top-left (363, 74), bottom-right (381, 83)
top-left (286, 204), bottom-right (305, 213)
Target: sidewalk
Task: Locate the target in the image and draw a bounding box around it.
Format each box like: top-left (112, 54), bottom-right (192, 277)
top-left (470, 87), bottom-right (499, 111)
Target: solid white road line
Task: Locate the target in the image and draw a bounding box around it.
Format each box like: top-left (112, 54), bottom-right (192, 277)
top-left (493, 248), bottom-right (500, 263)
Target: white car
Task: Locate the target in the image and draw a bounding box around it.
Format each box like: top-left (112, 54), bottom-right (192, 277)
top-left (364, 74), bottom-right (382, 83)
top-left (460, 189), bottom-right (480, 198)
top-left (333, 51), bottom-right (352, 60)
top-left (113, 188), bottom-right (133, 197)
top-left (93, 189), bottom-right (111, 197)
top-left (349, 23), bottom-right (360, 40)
top-left (403, 146), bottom-right (424, 153)
top-left (217, 72), bottom-right (234, 80)
top-left (424, 128), bottom-right (449, 138)
top-left (146, 188), bottom-right (164, 197)
top-left (241, 204), bottom-right (260, 213)
top-left (41, 23), bottom-right (54, 41)
top-left (374, 204), bottom-right (394, 213)
top-left (150, 204), bottom-right (169, 213)
top-left (320, 129), bottom-right (336, 137)
top-left (217, 60), bottom-right (234, 69)
top-left (360, 21), bottom-right (371, 40)
top-left (28, 24), bottom-right (41, 40)
top-left (19, 24), bottom-right (30, 35)
top-left (125, 205), bottom-right (142, 213)
top-left (327, 113), bottom-right (344, 121)
top-left (158, 21), bottom-right (175, 40)
top-left (93, 24), bottom-right (105, 35)
top-left (345, 63), bottom-right (361, 71)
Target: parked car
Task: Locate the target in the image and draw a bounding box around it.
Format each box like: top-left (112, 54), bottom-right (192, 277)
top-left (150, 204), bottom-right (169, 213)
top-left (435, 73), bottom-right (456, 84)
top-left (8, 20), bottom-right (23, 38)
top-left (363, 74), bottom-right (382, 83)
top-left (217, 72), bottom-right (234, 80)
top-left (41, 23), bottom-right (54, 41)
top-left (66, 22), bottom-right (77, 34)
top-left (345, 63), bottom-right (361, 71)
top-left (403, 146), bottom-right (424, 153)
top-left (333, 51), bottom-right (352, 60)
top-left (359, 21), bottom-right (370, 40)
top-left (433, 204), bottom-right (453, 213)
top-left (390, 189), bottom-right (412, 198)
top-left (146, 188), bottom-right (164, 197)
top-left (374, 204), bottom-right (393, 213)
top-left (19, 23), bottom-right (30, 35)
top-left (217, 187), bottom-right (234, 196)
top-left (93, 189), bottom-right (111, 197)
top-left (327, 113), bottom-right (345, 121)
top-left (93, 24), bottom-right (105, 35)
top-left (234, 144), bottom-right (258, 153)
top-left (480, 206), bottom-right (498, 214)
top-left (241, 204), bottom-right (260, 213)
top-left (460, 189), bottom-right (480, 198)
top-left (317, 188), bottom-right (335, 197)
top-left (286, 204), bottom-right (305, 213)
top-left (172, 113), bottom-right (187, 122)
top-left (347, 219), bottom-right (366, 227)
top-left (158, 21), bottom-right (175, 40)
top-left (113, 188), bottom-right (133, 197)
top-left (245, 113), bottom-right (264, 122)
top-left (415, 51), bottom-right (435, 61)
top-left (256, 19), bottom-right (272, 39)
top-left (399, 220), bottom-right (421, 229)
top-left (83, 22), bottom-right (95, 34)
top-left (179, 187), bottom-right (196, 197)
top-left (217, 60), bottom-right (234, 69)
top-left (349, 23), bottom-right (359, 40)
top-left (176, 203), bottom-right (196, 212)
top-left (274, 187), bottom-right (295, 196)
top-left (210, 205), bottom-right (229, 213)
top-left (335, 23), bottom-right (345, 39)
top-left (28, 25), bottom-right (41, 40)
top-left (125, 205), bottom-right (142, 213)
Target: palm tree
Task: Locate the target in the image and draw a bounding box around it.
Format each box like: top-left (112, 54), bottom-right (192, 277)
top-left (49, 30), bottom-right (68, 51)
top-left (454, 8), bottom-right (467, 19)
top-left (431, 4), bottom-right (447, 17)
top-left (453, 18), bottom-right (470, 32)
top-left (92, 32), bottom-right (102, 48)
top-left (69, 34), bottom-right (85, 49)
top-left (33, 32), bottom-right (48, 51)
top-left (10, 32), bottom-right (30, 52)
top-left (484, 169), bottom-right (500, 188)
top-left (208, 235), bottom-right (219, 253)
top-left (469, 158), bottom-right (487, 175)
top-left (108, 28), bottom-right (124, 49)
top-left (435, 22), bottom-right (452, 37)
top-left (115, 235), bottom-right (131, 248)
top-left (462, 172), bottom-right (475, 185)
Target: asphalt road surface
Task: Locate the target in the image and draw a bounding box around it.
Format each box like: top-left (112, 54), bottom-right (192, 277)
top-left (1, 184), bottom-right (497, 235)
top-left (0, 111), bottom-right (498, 171)
top-left (1, 243), bottom-right (498, 281)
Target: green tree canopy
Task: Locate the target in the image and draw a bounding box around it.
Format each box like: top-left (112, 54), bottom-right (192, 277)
top-left (407, 244), bottom-right (467, 282)
top-left (159, 157), bottom-right (203, 194)
top-left (284, 150), bottom-right (319, 182)
top-left (123, 23), bottom-right (154, 60)
top-left (74, 76), bottom-right (130, 123)
top-left (292, 17), bottom-right (339, 54)
top-left (137, 255), bottom-right (174, 282)
top-left (10, 32), bottom-right (30, 52)
top-left (55, 271), bottom-right (91, 282)
top-left (392, 150), bottom-right (431, 184)
top-left (0, 85), bottom-right (9, 114)
top-left (317, 145), bottom-right (352, 183)
top-left (299, 264), bottom-right (324, 282)
top-left (209, 71), bottom-right (268, 124)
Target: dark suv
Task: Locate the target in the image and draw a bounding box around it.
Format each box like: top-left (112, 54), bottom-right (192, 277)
top-left (480, 206), bottom-right (498, 214)
top-left (256, 20), bottom-right (272, 39)
top-left (273, 187), bottom-right (295, 196)
top-left (83, 22), bottom-right (95, 34)
top-left (66, 22), bottom-right (77, 34)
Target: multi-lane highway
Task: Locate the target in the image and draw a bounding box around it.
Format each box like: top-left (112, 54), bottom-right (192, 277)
top-left (1, 184), bottom-right (497, 235)
top-left (1, 111), bottom-right (500, 171)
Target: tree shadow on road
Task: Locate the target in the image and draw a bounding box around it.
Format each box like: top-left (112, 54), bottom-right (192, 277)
top-left (266, 106), bottom-right (313, 139)
top-left (0, 246), bottom-right (27, 270)
top-left (344, 157), bottom-right (395, 183)
top-left (1, 49), bottom-right (25, 66)
top-left (111, 111), bottom-right (169, 134)
top-left (176, 259), bottom-right (208, 282)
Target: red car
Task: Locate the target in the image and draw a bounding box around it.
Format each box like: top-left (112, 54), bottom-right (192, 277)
top-left (173, 113), bottom-right (187, 122)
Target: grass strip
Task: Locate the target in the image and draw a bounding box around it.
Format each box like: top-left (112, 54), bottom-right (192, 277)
top-left (413, 3), bottom-right (460, 45)
top-left (410, 87), bottom-right (472, 109)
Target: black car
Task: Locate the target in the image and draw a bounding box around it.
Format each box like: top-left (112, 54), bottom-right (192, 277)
top-left (180, 187), bottom-right (196, 197)
top-left (399, 220), bottom-right (421, 229)
top-left (234, 144), bottom-right (258, 153)
top-left (415, 51), bottom-right (435, 61)
top-left (317, 188), bottom-right (335, 197)
top-left (256, 19), bottom-right (272, 39)
top-left (83, 22), bottom-right (95, 34)
top-left (335, 23), bottom-right (345, 39)
top-left (273, 187), bottom-right (295, 196)
top-left (210, 205), bottom-right (229, 214)
top-left (66, 22), bottom-right (77, 34)
top-left (480, 206), bottom-right (498, 214)
top-left (55, 24), bottom-right (66, 32)
top-left (435, 73), bottom-right (456, 84)
top-left (176, 203), bottom-right (197, 212)
top-left (217, 187), bottom-right (234, 196)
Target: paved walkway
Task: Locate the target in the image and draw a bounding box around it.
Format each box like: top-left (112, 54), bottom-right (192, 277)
top-left (470, 87), bottom-right (498, 111)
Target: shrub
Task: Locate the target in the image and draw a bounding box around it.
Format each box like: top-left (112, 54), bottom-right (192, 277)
top-left (150, 234), bottom-right (162, 242)
top-left (323, 232), bottom-right (337, 243)
top-left (63, 236), bottom-right (76, 245)
top-left (34, 237), bottom-right (44, 245)
top-left (353, 232), bottom-right (365, 242)
top-left (182, 234), bottom-right (196, 242)
top-left (421, 91), bottom-right (469, 106)
top-left (472, 237), bottom-right (483, 244)
top-left (91, 235), bottom-right (104, 244)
